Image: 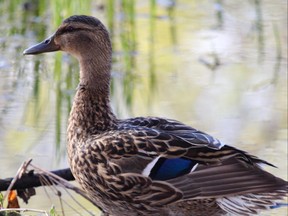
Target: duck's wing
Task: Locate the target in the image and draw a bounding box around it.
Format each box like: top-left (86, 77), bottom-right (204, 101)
top-left (89, 117), bottom-right (287, 210)
top-left (122, 117), bottom-right (225, 150)
top-left (121, 117), bottom-right (286, 189)
top-left (120, 117), bottom-right (270, 165)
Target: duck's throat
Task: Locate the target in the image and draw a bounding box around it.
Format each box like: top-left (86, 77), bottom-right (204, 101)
top-left (68, 60), bottom-right (116, 143)
top-left (79, 57), bottom-right (111, 94)
top-left (67, 85), bottom-right (117, 144)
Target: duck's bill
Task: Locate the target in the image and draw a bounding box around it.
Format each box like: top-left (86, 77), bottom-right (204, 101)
top-left (23, 35), bottom-right (60, 55)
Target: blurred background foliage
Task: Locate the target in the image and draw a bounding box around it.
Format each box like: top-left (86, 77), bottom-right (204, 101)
top-left (0, 0), bottom-right (287, 214)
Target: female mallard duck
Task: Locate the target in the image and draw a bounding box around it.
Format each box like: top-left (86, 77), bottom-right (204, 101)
top-left (24, 15), bottom-right (287, 216)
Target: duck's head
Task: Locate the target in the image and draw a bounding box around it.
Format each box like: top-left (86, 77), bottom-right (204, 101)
top-left (24, 15), bottom-right (113, 90)
top-left (23, 15), bottom-right (112, 62)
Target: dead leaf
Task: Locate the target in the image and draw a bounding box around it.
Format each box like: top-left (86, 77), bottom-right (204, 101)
top-left (7, 190), bottom-right (20, 208)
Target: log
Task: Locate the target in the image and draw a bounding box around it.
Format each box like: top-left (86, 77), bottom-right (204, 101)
top-left (0, 168), bottom-right (74, 191)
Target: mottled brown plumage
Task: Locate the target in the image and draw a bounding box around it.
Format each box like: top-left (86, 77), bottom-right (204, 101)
top-left (24, 15), bottom-right (287, 216)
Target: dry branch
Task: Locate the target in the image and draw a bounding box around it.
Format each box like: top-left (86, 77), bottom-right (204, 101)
top-left (0, 161), bottom-right (104, 214)
top-left (0, 168), bottom-right (74, 192)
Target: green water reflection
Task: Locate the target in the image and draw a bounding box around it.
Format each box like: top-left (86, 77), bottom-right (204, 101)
top-left (0, 0), bottom-right (287, 215)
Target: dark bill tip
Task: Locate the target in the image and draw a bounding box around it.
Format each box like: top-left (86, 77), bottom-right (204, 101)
top-left (23, 35), bottom-right (60, 55)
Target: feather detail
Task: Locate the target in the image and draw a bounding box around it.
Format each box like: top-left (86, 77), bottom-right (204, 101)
top-left (270, 202), bottom-right (288, 209)
top-left (142, 156), bottom-right (161, 177)
top-left (217, 191), bottom-right (288, 216)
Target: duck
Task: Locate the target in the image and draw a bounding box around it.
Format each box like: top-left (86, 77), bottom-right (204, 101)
top-left (23, 15), bottom-right (287, 216)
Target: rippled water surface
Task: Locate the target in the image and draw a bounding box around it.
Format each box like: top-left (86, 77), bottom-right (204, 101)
top-left (0, 0), bottom-right (287, 215)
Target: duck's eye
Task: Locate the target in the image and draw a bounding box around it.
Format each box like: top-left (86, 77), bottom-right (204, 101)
top-left (44, 39), bottom-right (51, 44)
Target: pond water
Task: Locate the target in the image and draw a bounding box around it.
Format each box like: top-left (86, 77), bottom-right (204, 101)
top-left (0, 0), bottom-right (287, 215)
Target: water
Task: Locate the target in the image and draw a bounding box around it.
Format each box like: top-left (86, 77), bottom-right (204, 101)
top-left (0, 0), bottom-right (287, 215)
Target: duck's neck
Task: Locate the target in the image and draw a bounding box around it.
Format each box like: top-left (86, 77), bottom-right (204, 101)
top-left (68, 58), bottom-right (117, 143)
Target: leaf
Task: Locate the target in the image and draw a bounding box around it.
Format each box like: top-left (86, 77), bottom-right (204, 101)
top-left (0, 192), bottom-right (3, 207)
top-left (49, 205), bottom-right (57, 216)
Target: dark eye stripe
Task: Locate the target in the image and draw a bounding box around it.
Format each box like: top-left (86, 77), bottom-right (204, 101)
top-left (64, 26), bottom-right (78, 33)
top-left (56, 27), bottom-right (79, 35)
top-left (56, 26), bottom-right (92, 36)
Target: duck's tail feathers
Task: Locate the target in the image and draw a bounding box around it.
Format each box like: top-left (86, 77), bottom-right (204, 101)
top-left (216, 190), bottom-right (288, 215)
top-left (270, 202), bottom-right (288, 209)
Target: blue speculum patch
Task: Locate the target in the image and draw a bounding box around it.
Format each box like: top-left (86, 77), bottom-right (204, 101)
top-left (149, 157), bottom-right (197, 180)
